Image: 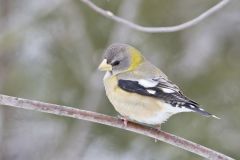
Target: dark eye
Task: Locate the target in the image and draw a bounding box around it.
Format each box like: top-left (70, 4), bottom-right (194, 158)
top-left (111, 60), bottom-right (120, 66)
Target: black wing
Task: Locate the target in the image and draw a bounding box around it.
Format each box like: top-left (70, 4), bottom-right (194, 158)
top-left (118, 79), bottom-right (214, 117)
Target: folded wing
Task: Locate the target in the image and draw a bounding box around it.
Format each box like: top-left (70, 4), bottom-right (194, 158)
top-left (118, 77), bottom-right (218, 118)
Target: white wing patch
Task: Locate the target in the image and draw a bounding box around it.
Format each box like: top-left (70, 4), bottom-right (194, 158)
top-left (189, 104), bottom-right (204, 111)
top-left (138, 79), bottom-right (158, 88)
top-left (147, 89), bottom-right (156, 94)
top-left (161, 88), bottom-right (175, 93)
top-left (189, 105), bottom-right (196, 109)
top-left (138, 78), bottom-right (176, 94)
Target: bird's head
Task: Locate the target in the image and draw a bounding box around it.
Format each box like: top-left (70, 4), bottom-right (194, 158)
top-left (98, 43), bottom-right (144, 75)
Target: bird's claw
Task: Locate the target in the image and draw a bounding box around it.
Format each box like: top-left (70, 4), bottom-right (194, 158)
top-left (117, 115), bottom-right (128, 127)
top-left (154, 124), bottom-right (161, 131)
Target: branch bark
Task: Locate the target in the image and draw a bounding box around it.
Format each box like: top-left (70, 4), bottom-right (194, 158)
top-left (0, 94), bottom-right (234, 160)
top-left (82, 0), bottom-right (230, 33)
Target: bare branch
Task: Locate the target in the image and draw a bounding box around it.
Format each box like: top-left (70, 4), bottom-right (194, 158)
top-left (0, 94), bottom-right (234, 160)
top-left (82, 0), bottom-right (230, 33)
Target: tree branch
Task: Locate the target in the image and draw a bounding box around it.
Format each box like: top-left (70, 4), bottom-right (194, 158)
top-left (82, 0), bottom-right (230, 33)
top-left (0, 94), bottom-right (234, 160)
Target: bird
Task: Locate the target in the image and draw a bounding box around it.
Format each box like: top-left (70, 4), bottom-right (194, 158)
top-left (98, 43), bottom-right (219, 126)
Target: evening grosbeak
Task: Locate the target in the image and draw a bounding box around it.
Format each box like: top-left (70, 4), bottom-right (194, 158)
top-left (98, 43), bottom-right (219, 125)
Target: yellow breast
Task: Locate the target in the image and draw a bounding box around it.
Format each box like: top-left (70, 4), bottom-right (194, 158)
top-left (103, 73), bottom-right (166, 124)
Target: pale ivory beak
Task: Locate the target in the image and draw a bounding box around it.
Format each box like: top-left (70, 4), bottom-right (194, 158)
top-left (98, 59), bottom-right (112, 71)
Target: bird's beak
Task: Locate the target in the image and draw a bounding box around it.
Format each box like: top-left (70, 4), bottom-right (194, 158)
top-left (98, 59), bottom-right (112, 71)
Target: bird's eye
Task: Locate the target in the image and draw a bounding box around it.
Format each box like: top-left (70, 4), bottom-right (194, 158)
top-left (111, 60), bottom-right (120, 66)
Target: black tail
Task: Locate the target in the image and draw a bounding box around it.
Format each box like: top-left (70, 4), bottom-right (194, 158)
top-left (184, 102), bottom-right (220, 119)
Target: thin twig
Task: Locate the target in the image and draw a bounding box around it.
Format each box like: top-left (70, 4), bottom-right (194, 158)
top-left (82, 0), bottom-right (230, 33)
top-left (0, 94), bottom-right (234, 160)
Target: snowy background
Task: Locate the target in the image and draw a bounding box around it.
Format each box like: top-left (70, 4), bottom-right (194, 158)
top-left (0, 0), bottom-right (240, 159)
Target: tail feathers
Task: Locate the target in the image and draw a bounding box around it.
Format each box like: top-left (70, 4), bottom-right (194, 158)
top-left (183, 103), bottom-right (220, 119)
top-left (211, 114), bottom-right (221, 119)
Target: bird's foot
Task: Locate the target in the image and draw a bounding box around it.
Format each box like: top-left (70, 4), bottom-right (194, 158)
top-left (153, 125), bottom-right (161, 142)
top-left (117, 115), bottom-right (128, 127)
top-left (154, 124), bottom-right (161, 131)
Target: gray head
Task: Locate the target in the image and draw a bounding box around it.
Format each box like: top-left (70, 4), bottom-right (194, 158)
top-left (98, 43), bottom-right (144, 75)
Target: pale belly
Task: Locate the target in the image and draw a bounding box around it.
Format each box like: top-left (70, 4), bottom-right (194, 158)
top-left (103, 74), bottom-right (175, 125)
